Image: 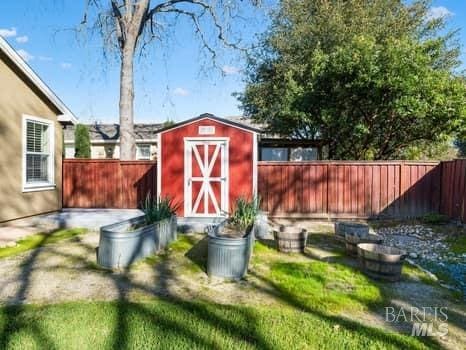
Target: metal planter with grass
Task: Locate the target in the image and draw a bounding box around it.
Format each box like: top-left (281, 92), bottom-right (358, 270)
top-left (97, 215), bottom-right (176, 269)
top-left (207, 222), bottom-right (255, 279)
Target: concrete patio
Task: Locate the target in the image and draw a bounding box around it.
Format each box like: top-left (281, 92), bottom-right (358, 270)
top-left (0, 209), bottom-right (143, 247)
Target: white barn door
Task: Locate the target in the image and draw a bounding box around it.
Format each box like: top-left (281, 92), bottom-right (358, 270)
top-left (184, 139), bottom-right (228, 216)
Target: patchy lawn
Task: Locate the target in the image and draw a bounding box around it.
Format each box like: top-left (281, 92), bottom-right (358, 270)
top-left (0, 224), bottom-right (464, 349)
top-left (0, 228), bottom-right (87, 259)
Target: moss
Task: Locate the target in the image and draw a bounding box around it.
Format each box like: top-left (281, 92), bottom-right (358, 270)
top-left (446, 234), bottom-right (466, 254)
top-left (0, 228), bottom-right (87, 259)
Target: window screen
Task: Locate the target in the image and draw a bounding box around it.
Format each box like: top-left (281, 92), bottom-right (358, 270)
top-left (25, 121), bottom-right (51, 183)
top-left (137, 144), bottom-right (151, 160)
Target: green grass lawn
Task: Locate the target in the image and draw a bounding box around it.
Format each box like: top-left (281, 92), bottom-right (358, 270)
top-left (0, 233), bottom-right (457, 349)
top-left (0, 298), bottom-right (437, 350)
top-left (0, 228), bottom-right (87, 259)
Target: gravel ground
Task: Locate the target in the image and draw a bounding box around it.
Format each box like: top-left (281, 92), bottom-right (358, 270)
top-left (373, 224), bottom-right (466, 296)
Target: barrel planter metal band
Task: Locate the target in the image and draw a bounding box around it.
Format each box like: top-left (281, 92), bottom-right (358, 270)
top-left (97, 215), bottom-right (176, 269)
top-left (345, 233), bottom-right (383, 256)
top-left (207, 224), bottom-right (254, 279)
top-left (334, 221), bottom-right (369, 241)
top-left (357, 243), bottom-right (407, 282)
top-left (274, 228), bottom-right (307, 253)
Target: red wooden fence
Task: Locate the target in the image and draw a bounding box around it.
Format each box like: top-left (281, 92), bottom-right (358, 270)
top-left (440, 159), bottom-right (466, 222)
top-left (257, 161), bottom-right (441, 218)
top-left (63, 160), bottom-right (157, 208)
top-left (63, 159), bottom-right (466, 222)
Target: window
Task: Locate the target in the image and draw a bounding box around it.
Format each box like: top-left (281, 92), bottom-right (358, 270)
top-left (23, 115), bottom-right (55, 191)
top-left (290, 147), bottom-right (318, 161)
top-left (136, 144), bottom-right (151, 160)
top-left (260, 147), bottom-right (288, 161)
top-left (104, 145), bottom-right (115, 159)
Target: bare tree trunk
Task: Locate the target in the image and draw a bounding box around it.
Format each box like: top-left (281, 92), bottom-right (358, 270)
top-left (119, 44), bottom-right (136, 160)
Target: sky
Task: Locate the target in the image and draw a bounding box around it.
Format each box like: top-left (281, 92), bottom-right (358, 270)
top-left (0, 1), bottom-right (465, 124)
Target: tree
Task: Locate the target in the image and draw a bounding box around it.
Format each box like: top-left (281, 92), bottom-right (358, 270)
top-left (75, 124), bottom-right (91, 158)
top-left (238, 0), bottom-right (466, 159)
top-left (82, 0), bottom-right (260, 160)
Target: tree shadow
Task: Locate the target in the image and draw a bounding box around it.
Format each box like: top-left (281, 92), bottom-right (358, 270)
top-left (0, 229), bottom-right (463, 349)
top-left (185, 236), bottom-right (208, 272)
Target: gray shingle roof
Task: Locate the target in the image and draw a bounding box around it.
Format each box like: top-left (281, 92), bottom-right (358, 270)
top-left (64, 123), bottom-right (163, 142)
top-left (63, 117), bottom-right (266, 142)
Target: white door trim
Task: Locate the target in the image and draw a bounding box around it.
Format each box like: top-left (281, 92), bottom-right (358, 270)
top-left (184, 137), bottom-right (229, 217)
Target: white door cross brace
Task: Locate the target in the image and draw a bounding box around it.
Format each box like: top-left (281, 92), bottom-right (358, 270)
top-left (184, 139), bottom-right (228, 216)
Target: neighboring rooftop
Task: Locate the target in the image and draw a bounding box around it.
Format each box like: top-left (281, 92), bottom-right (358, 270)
top-left (64, 116), bottom-right (264, 142)
top-left (64, 123), bottom-right (164, 142)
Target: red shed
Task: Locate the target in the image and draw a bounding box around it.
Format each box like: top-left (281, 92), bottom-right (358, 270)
top-left (157, 114), bottom-right (260, 218)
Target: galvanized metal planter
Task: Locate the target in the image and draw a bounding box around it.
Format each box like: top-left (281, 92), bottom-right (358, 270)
top-left (334, 221), bottom-right (369, 241)
top-left (254, 211), bottom-right (269, 239)
top-left (97, 215), bottom-right (176, 269)
top-left (357, 243), bottom-right (407, 282)
top-left (207, 222), bottom-right (255, 279)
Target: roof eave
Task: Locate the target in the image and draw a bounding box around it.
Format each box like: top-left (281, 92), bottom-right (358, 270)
top-left (0, 36), bottom-right (78, 124)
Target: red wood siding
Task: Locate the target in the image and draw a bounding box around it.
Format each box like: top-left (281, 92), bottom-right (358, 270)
top-left (440, 159), bottom-right (466, 222)
top-left (258, 161), bottom-right (441, 218)
top-left (63, 159), bottom-right (156, 208)
top-left (160, 118), bottom-right (255, 216)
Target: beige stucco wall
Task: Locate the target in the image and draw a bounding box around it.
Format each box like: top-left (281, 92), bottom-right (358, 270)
top-left (0, 52), bottom-right (63, 222)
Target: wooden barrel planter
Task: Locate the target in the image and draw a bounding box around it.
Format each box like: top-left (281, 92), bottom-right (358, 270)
top-left (274, 227), bottom-right (307, 253)
top-left (357, 243), bottom-right (407, 282)
top-left (334, 221), bottom-right (369, 241)
top-left (345, 233), bottom-right (383, 256)
top-left (97, 215), bottom-right (176, 269)
top-left (207, 222), bottom-right (255, 279)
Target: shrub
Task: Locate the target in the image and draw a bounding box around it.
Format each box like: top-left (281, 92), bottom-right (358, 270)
top-left (74, 124), bottom-right (91, 158)
top-left (141, 193), bottom-right (179, 225)
top-left (230, 197), bottom-right (260, 231)
top-left (422, 212), bottom-right (449, 225)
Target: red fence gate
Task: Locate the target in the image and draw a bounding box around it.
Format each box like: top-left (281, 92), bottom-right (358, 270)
top-left (63, 160), bottom-right (156, 208)
top-left (440, 159), bottom-right (466, 222)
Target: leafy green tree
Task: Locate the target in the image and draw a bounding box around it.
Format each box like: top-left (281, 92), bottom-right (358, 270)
top-left (74, 124), bottom-right (91, 158)
top-left (238, 0), bottom-right (466, 159)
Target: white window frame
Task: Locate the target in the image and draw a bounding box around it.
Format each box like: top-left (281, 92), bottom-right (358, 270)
top-left (22, 114), bottom-right (55, 192)
top-left (136, 144), bottom-right (151, 160)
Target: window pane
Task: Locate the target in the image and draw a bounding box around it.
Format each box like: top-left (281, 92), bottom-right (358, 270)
top-left (137, 145), bottom-right (151, 159)
top-left (261, 147), bottom-right (288, 161)
top-left (26, 121), bottom-right (49, 153)
top-left (290, 147), bottom-right (318, 161)
top-left (26, 154), bottom-right (49, 182)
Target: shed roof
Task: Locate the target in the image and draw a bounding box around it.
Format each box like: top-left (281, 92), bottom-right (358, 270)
top-left (155, 113), bottom-right (263, 134)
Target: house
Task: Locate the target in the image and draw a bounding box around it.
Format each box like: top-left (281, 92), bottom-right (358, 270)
top-left (0, 36), bottom-right (77, 223)
top-left (63, 123), bottom-right (161, 160)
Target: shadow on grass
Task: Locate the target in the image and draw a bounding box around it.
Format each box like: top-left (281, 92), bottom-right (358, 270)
top-left (0, 230), bottom-right (462, 349)
top-left (185, 236), bottom-right (208, 272)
